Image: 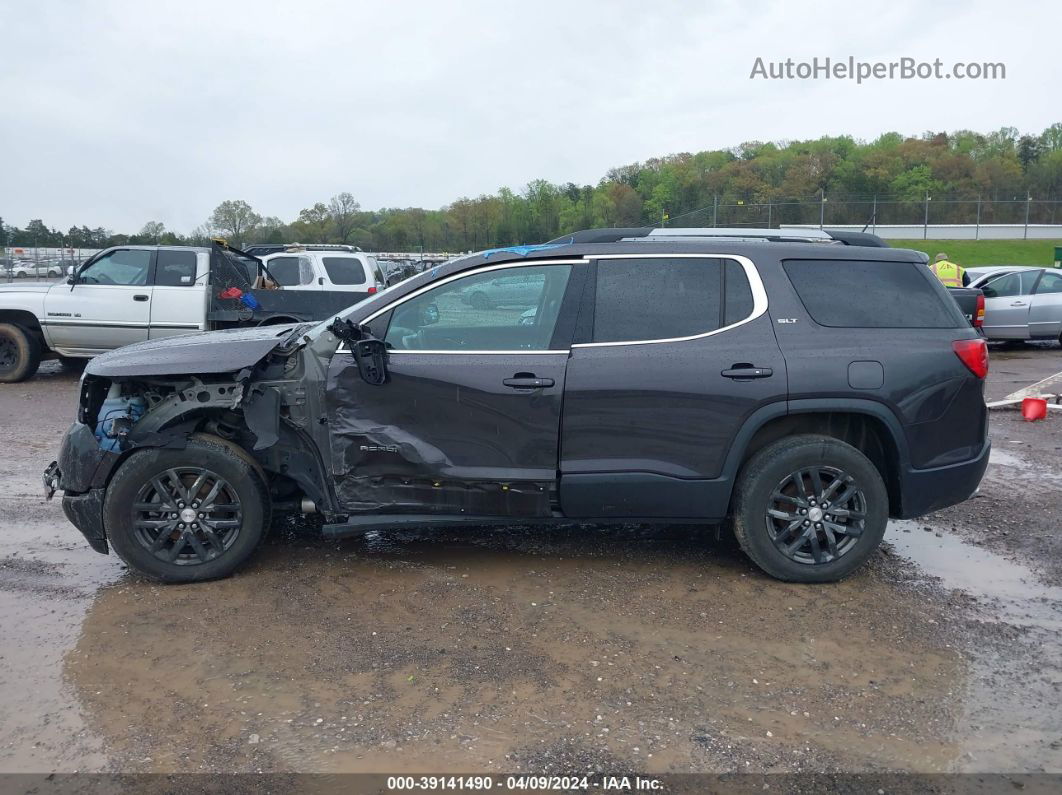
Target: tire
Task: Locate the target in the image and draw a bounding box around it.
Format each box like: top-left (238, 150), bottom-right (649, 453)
top-left (14, 271), bottom-right (26, 278)
top-left (0, 323), bottom-right (42, 383)
top-left (469, 291), bottom-right (491, 310)
top-left (104, 437), bottom-right (271, 583)
top-left (58, 356), bottom-right (88, 372)
top-left (731, 434), bottom-right (888, 583)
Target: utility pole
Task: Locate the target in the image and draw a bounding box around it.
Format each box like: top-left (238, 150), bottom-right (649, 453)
top-left (975, 195), bottom-right (981, 240)
top-left (871, 195), bottom-right (877, 233)
top-left (819, 189), bottom-right (826, 229)
top-left (923, 191), bottom-right (931, 240)
top-left (1024, 191), bottom-right (1032, 240)
top-left (712, 194), bottom-right (718, 228)
top-left (767, 201), bottom-right (772, 228)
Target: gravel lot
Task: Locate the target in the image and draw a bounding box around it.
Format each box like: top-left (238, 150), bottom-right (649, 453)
top-left (1, 345), bottom-right (1060, 776)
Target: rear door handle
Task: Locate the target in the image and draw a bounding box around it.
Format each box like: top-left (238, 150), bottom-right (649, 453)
top-left (1010, 301), bottom-right (1027, 306)
top-left (721, 366), bottom-right (773, 379)
top-left (133, 294), bottom-right (150, 302)
top-left (503, 376), bottom-right (555, 389)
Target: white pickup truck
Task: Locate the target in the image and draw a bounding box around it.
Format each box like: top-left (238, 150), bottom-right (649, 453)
top-left (0, 241), bottom-right (384, 382)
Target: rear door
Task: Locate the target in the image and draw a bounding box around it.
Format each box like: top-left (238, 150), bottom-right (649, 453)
top-left (980, 270), bottom-right (1038, 339)
top-left (1028, 270), bottom-right (1062, 340)
top-left (42, 248), bottom-right (154, 354)
top-left (325, 260), bottom-right (585, 516)
top-left (149, 249), bottom-right (208, 338)
top-left (559, 254), bottom-right (782, 519)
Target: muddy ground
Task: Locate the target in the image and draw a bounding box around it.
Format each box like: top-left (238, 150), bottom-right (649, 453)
top-left (1, 346), bottom-right (1060, 777)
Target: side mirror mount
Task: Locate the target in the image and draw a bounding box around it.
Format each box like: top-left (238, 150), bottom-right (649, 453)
top-left (328, 317), bottom-right (389, 386)
top-left (353, 338), bottom-right (388, 386)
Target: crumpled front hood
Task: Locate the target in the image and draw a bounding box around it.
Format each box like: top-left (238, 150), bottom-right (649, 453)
top-left (86, 324), bottom-right (300, 378)
top-left (0, 281), bottom-right (56, 294)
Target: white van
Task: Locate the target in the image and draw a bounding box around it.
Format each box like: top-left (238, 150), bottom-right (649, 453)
top-left (258, 245), bottom-right (387, 296)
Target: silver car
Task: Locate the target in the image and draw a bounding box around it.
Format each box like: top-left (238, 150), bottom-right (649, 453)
top-left (968, 267), bottom-right (1062, 342)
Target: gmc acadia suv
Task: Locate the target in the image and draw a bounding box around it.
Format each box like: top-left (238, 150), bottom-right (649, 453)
top-left (44, 227), bottom-right (990, 584)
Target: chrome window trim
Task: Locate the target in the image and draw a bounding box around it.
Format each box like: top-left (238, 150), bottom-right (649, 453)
top-left (340, 259), bottom-right (585, 356)
top-left (572, 253), bottom-right (767, 348)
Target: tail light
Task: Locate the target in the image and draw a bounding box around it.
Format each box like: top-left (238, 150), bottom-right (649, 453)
top-left (974, 293), bottom-right (985, 328)
top-left (953, 338), bottom-right (988, 378)
top-left (367, 287), bottom-right (377, 295)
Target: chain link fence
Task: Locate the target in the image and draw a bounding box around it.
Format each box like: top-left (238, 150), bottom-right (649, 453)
top-left (664, 197), bottom-right (1062, 236)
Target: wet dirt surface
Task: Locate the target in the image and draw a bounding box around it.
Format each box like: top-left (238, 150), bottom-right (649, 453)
top-left (1, 350), bottom-right (1061, 776)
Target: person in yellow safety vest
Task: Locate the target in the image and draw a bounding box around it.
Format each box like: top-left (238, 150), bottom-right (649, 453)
top-left (929, 253), bottom-right (969, 287)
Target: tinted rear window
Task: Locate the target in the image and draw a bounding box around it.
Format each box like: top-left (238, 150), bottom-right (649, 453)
top-left (323, 257), bottom-right (367, 285)
top-left (593, 257), bottom-right (722, 343)
top-left (783, 259), bottom-right (962, 328)
top-left (155, 250), bottom-right (197, 286)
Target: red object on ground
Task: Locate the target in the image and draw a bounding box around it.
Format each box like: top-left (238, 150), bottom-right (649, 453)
top-left (1021, 397), bottom-right (1048, 422)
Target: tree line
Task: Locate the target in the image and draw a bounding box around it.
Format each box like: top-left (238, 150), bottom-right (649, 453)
top-left (3, 124), bottom-right (1060, 253)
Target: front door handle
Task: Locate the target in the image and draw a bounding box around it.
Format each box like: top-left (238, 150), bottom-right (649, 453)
top-left (503, 376), bottom-right (555, 389)
top-left (1010, 301), bottom-right (1027, 307)
top-left (133, 294), bottom-right (150, 302)
top-left (721, 366), bottom-right (773, 379)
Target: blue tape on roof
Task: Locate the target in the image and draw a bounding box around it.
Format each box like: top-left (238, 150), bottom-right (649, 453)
top-left (480, 241), bottom-right (570, 259)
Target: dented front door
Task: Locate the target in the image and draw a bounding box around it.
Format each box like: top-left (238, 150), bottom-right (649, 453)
top-left (325, 261), bottom-right (583, 516)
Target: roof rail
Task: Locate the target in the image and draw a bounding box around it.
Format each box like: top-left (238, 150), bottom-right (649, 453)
top-left (640, 226), bottom-right (837, 242)
top-left (548, 227), bottom-right (889, 247)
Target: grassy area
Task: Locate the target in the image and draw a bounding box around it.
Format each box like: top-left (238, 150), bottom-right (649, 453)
top-left (885, 239), bottom-right (1062, 267)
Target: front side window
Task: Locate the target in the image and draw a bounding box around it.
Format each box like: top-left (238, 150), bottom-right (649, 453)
top-left (384, 265), bottom-right (572, 351)
top-left (266, 256), bottom-right (313, 286)
top-left (982, 271), bottom-right (1037, 298)
top-left (592, 257), bottom-right (725, 343)
top-left (78, 249), bottom-right (152, 285)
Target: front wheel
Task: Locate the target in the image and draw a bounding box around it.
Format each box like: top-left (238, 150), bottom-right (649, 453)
top-left (103, 438), bottom-right (270, 583)
top-left (731, 435), bottom-right (888, 583)
top-left (0, 323), bottom-right (42, 383)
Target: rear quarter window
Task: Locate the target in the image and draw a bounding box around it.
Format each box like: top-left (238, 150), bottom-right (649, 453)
top-left (323, 256), bottom-right (367, 285)
top-left (783, 259), bottom-right (963, 328)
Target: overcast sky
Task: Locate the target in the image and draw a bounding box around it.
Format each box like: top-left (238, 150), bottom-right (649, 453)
top-left (1, 0), bottom-right (1058, 233)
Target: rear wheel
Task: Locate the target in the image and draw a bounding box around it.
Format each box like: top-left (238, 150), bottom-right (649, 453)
top-left (0, 323), bottom-right (42, 383)
top-left (104, 438), bottom-right (270, 583)
top-left (731, 435), bottom-right (888, 583)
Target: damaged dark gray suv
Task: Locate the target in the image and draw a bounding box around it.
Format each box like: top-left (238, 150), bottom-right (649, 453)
top-left (44, 227), bottom-right (991, 584)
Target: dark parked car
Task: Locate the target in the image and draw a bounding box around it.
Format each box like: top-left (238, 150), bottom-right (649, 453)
top-left (44, 226), bottom-right (990, 584)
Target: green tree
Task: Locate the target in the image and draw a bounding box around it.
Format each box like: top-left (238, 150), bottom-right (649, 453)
top-left (208, 200), bottom-right (262, 246)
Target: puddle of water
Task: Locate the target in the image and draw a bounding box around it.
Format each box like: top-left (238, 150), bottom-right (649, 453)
top-left (888, 520), bottom-right (1062, 631)
top-left (886, 521), bottom-right (1062, 772)
top-left (988, 448), bottom-right (1062, 483)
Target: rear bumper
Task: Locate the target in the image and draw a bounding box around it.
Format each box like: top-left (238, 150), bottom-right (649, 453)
top-left (896, 439), bottom-right (991, 518)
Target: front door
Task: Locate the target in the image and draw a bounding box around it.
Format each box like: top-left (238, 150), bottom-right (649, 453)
top-left (43, 248), bottom-right (155, 354)
top-left (325, 260), bottom-right (585, 516)
top-left (980, 270), bottom-right (1038, 339)
top-left (559, 255), bottom-right (784, 519)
